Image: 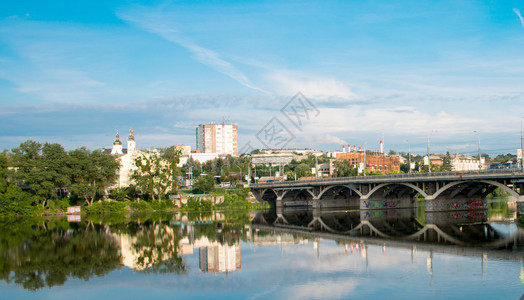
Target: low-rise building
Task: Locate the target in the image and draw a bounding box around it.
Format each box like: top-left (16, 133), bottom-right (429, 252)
top-left (335, 151), bottom-right (400, 174)
top-left (453, 154), bottom-right (485, 171)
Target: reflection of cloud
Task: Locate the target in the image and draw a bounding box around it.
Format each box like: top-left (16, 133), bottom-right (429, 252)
top-left (282, 278), bottom-right (358, 300)
top-left (514, 8), bottom-right (524, 28)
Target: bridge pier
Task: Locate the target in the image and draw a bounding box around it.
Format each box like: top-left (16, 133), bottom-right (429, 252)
top-left (517, 198), bottom-right (524, 216)
top-left (359, 195), bottom-right (415, 210)
top-left (425, 195), bottom-right (487, 212)
top-left (276, 196), bottom-right (283, 209)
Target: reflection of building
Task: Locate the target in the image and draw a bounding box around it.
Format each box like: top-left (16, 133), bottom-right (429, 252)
top-left (115, 225), bottom-right (178, 271)
top-left (196, 123), bottom-right (238, 156)
top-left (199, 243), bottom-right (241, 273)
top-left (178, 235), bottom-right (242, 274)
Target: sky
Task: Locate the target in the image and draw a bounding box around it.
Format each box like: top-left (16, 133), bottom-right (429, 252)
top-left (1, 0), bottom-right (524, 156)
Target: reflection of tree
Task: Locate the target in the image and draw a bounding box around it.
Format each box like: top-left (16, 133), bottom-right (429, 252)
top-left (129, 222), bottom-right (187, 274)
top-left (0, 219), bottom-right (121, 291)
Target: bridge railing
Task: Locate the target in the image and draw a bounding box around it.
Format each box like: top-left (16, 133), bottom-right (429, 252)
top-left (249, 168), bottom-right (524, 188)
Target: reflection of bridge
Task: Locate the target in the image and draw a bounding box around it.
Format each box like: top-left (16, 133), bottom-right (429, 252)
top-left (252, 208), bottom-right (523, 249)
top-left (251, 209), bottom-right (524, 260)
top-left (250, 169), bottom-right (524, 212)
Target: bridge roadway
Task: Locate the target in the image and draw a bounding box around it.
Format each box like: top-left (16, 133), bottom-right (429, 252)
top-left (249, 169), bottom-right (524, 212)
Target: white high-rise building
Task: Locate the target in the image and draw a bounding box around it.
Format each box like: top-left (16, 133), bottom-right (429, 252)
top-left (196, 123), bottom-right (238, 156)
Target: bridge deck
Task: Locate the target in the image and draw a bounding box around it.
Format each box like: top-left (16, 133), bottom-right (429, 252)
top-left (250, 168), bottom-right (524, 189)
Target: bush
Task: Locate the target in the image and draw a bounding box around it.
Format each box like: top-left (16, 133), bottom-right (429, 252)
top-left (0, 185), bottom-right (41, 216)
top-left (84, 201), bottom-right (127, 214)
top-left (150, 199), bottom-right (174, 211)
top-left (182, 197), bottom-right (213, 211)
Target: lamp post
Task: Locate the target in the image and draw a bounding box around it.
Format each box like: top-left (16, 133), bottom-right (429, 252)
top-left (363, 142), bottom-right (367, 176)
top-left (521, 118), bottom-right (524, 171)
top-left (427, 135), bottom-right (431, 173)
top-left (427, 130), bottom-right (437, 173)
top-left (406, 140), bottom-right (411, 174)
top-left (474, 131), bottom-right (481, 171)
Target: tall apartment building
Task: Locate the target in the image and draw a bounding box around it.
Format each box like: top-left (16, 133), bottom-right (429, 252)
top-left (196, 123), bottom-right (238, 156)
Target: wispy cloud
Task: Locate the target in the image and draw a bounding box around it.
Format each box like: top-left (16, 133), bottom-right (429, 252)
top-left (514, 8), bottom-right (524, 28)
top-left (117, 8), bottom-right (270, 95)
top-left (267, 71), bottom-right (355, 100)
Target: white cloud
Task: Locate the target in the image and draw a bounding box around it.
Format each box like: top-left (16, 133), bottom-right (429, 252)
top-left (117, 8), bottom-right (270, 95)
top-left (303, 133), bottom-right (347, 145)
top-left (267, 71), bottom-right (355, 100)
top-left (514, 8), bottom-right (524, 28)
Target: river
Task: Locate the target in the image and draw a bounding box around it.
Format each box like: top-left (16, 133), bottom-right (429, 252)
top-left (1, 200), bottom-right (523, 299)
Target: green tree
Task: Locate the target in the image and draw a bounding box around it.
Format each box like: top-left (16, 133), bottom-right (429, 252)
top-left (294, 163), bottom-right (313, 179)
top-left (132, 149), bottom-right (180, 202)
top-left (333, 159), bottom-right (357, 177)
top-left (0, 154), bottom-right (8, 193)
top-left (11, 141), bottom-right (70, 207)
top-left (440, 152), bottom-right (453, 172)
top-left (192, 174), bottom-right (215, 194)
top-left (68, 148), bottom-right (120, 206)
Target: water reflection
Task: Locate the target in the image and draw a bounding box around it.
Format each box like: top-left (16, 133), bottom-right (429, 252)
top-left (0, 203), bottom-right (523, 295)
top-left (0, 212), bottom-right (251, 291)
top-left (253, 207), bottom-right (524, 252)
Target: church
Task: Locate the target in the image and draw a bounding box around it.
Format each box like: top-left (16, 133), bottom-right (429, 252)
top-left (108, 129), bottom-right (140, 188)
top-left (110, 129), bottom-right (136, 155)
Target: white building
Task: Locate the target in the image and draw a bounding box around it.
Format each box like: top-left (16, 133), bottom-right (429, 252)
top-left (109, 129), bottom-right (141, 188)
top-left (196, 123), bottom-right (238, 156)
top-left (453, 155), bottom-right (486, 171)
top-left (178, 152), bottom-right (220, 167)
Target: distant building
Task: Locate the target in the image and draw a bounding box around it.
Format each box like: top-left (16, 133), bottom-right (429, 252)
top-left (177, 152), bottom-right (220, 167)
top-left (107, 129), bottom-right (142, 188)
top-left (261, 148), bottom-right (324, 156)
top-left (336, 151), bottom-right (400, 174)
top-left (452, 154), bottom-right (485, 171)
top-left (173, 145), bottom-right (191, 156)
top-left (196, 123), bottom-right (238, 156)
top-left (251, 148), bottom-right (324, 166)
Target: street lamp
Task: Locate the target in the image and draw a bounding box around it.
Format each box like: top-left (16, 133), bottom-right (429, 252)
top-left (473, 131), bottom-right (482, 171)
top-left (427, 130), bottom-right (437, 173)
top-left (363, 142), bottom-right (367, 176)
top-left (521, 118), bottom-right (524, 171)
top-left (405, 140), bottom-right (411, 174)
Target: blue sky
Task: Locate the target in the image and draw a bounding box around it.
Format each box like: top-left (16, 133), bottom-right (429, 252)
top-left (1, 0), bottom-right (524, 156)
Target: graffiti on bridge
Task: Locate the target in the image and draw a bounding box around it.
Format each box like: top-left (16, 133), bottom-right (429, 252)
top-left (448, 210), bottom-right (487, 220)
top-left (447, 200), bottom-right (487, 210)
top-left (363, 200), bottom-right (398, 209)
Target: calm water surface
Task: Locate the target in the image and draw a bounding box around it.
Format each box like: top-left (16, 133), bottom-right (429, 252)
top-left (1, 204), bottom-right (523, 299)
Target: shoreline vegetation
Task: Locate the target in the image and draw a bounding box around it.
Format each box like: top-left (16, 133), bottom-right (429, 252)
top-left (0, 140), bottom-right (270, 218)
top-left (0, 187), bottom-right (271, 219)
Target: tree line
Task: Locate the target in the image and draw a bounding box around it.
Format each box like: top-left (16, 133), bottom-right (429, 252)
top-left (0, 140), bottom-right (183, 215)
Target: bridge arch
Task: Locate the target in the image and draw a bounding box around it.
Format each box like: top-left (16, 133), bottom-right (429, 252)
top-left (430, 180), bottom-right (519, 200)
top-left (318, 185), bottom-right (363, 199)
top-left (280, 188), bottom-right (315, 199)
top-left (365, 182), bottom-right (428, 199)
top-left (260, 189), bottom-right (278, 205)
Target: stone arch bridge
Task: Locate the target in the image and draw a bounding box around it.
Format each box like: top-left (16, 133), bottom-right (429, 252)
top-left (250, 169), bottom-right (524, 212)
